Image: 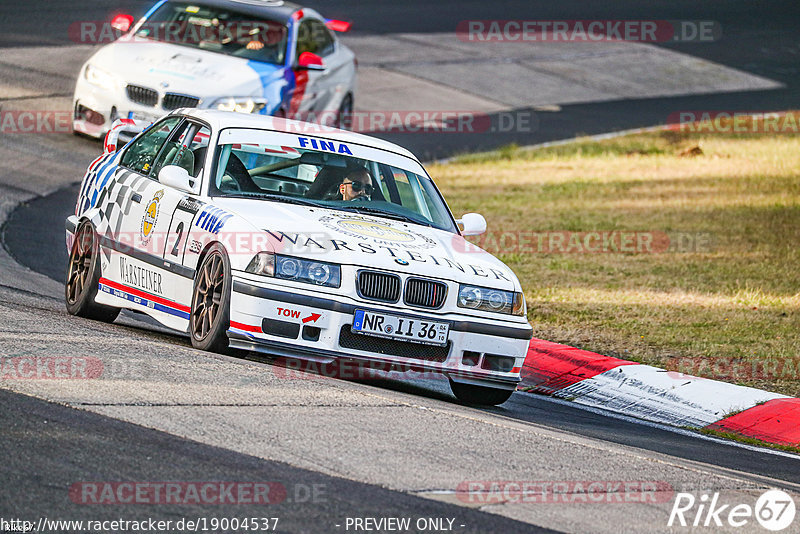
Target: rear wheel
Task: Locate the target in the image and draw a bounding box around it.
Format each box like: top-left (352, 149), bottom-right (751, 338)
top-left (65, 222), bottom-right (120, 322)
top-left (190, 244), bottom-right (232, 353)
top-left (450, 380), bottom-right (515, 406)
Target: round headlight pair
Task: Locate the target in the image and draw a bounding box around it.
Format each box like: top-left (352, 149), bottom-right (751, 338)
top-left (458, 286), bottom-right (506, 310)
top-left (457, 284), bottom-right (524, 315)
top-left (277, 258), bottom-right (332, 285)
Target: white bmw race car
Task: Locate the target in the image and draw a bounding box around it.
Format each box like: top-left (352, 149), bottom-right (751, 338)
top-left (73, 0), bottom-right (356, 138)
top-left (65, 110), bottom-right (532, 405)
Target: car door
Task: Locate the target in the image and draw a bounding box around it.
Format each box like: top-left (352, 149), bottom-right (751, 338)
top-left (292, 18), bottom-right (344, 116)
top-left (157, 121), bottom-right (212, 269)
top-left (111, 117), bottom-right (208, 324)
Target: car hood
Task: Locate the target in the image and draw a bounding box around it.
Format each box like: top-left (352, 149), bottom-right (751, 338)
top-left (213, 199), bottom-right (520, 291)
top-left (89, 40), bottom-right (283, 100)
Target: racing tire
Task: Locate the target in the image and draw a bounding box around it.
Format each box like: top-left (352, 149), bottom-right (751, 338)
top-left (190, 244), bottom-right (232, 353)
top-left (65, 222), bottom-right (120, 322)
top-left (449, 380), bottom-right (515, 406)
top-left (336, 94), bottom-right (353, 130)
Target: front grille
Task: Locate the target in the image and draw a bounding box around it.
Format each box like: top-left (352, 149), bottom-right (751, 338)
top-left (339, 326), bottom-right (450, 362)
top-left (162, 93), bottom-right (200, 110)
top-left (126, 84), bottom-right (158, 107)
top-left (357, 271), bottom-right (401, 302)
top-left (404, 278), bottom-right (447, 309)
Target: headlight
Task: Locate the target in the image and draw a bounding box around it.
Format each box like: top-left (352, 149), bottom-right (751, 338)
top-left (212, 96), bottom-right (267, 114)
top-left (84, 64), bottom-right (117, 91)
top-left (457, 284), bottom-right (526, 316)
top-left (245, 253), bottom-right (340, 288)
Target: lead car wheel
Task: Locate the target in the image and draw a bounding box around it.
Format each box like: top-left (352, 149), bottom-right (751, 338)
top-left (190, 244), bottom-right (232, 353)
top-left (65, 222), bottom-right (120, 322)
top-left (449, 380), bottom-right (515, 406)
top-left (335, 94), bottom-right (353, 130)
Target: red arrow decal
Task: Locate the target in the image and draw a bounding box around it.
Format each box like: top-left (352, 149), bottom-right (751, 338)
top-left (302, 313), bottom-right (321, 324)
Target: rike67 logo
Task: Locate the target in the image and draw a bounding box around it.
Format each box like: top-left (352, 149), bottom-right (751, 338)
top-left (668, 489), bottom-right (796, 531)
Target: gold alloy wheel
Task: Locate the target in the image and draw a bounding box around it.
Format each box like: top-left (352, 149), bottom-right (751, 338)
top-left (191, 251), bottom-right (225, 341)
top-left (66, 224), bottom-right (94, 305)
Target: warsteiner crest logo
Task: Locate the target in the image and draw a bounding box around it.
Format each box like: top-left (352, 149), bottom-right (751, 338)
top-left (337, 218), bottom-right (414, 242)
top-left (318, 214), bottom-right (437, 250)
top-left (141, 190), bottom-right (164, 244)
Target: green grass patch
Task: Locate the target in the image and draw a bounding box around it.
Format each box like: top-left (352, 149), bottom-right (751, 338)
top-left (698, 428), bottom-right (800, 455)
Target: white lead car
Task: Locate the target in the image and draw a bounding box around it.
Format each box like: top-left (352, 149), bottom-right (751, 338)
top-left (65, 110), bottom-right (532, 405)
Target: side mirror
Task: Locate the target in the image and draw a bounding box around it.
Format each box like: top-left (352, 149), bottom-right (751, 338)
top-left (297, 51), bottom-right (325, 71)
top-left (325, 19), bottom-right (352, 33)
top-left (457, 213), bottom-right (487, 236)
top-left (111, 14), bottom-right (134, 33)
top-left (158, 165), bottom-right (195, 193)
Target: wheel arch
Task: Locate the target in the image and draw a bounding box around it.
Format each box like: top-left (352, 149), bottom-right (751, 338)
top-left (194, 240), bottom-right (230, 280)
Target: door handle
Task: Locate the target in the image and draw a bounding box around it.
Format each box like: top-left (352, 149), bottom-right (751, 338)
top-left (131, 193), bottom-right (142, 204)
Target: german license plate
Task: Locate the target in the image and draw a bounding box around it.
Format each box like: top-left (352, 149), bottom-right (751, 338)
top-left (352, 309), bottom-right (449, 346)
top-left (129, 111), bottom-right (161, 123)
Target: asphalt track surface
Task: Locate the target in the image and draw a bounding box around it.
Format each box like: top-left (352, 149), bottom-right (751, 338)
top-left (2, 1), bottom-right (800, 533)
top-left (1, 389), bottom-right (558, 534)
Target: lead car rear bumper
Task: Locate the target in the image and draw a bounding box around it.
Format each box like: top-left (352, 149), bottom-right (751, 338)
top-left (227, 279), bottom-right (532, 390)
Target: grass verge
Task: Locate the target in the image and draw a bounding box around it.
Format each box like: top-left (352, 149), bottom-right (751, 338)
top-left (429, 117), bottom-right (800, 396)
top-left (698, 428), bottom-right (800, 454)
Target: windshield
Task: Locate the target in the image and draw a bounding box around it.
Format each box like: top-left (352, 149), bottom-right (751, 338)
top-left (209, 138), bottom-right (458, 232)
top-left (135, 2), bottom-right (288, 65)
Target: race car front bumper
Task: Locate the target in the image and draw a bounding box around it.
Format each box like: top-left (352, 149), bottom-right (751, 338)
top-left (227, 277), bottom-right (532, 390)
top-left (73, 75), bottom-right (172, 138)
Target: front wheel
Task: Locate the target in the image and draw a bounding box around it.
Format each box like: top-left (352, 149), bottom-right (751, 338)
top-left (190, 244), bottom-right (232, 353)
top-left (450, 380), bottom-right (515, 406)
top-left (65, 222), bottom-right (120, 322)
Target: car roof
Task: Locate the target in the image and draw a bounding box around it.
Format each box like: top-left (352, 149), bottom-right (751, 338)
top-left (164, 0), bottom-right (303, 24)
top-left (179, 109), bottom-right (421, 162)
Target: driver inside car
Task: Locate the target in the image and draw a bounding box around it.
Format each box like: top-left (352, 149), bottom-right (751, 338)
top-left (339, 167), bottom-right (373, 201)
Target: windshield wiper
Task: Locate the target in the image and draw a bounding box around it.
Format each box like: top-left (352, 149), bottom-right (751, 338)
top-left (339, 206), bottom-right (432, 227)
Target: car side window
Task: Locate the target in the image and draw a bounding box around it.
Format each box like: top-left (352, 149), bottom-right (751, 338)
top-left (296, 20), bottom-right (335, 58)
top-left (120, 117), bottom-right (182, 176)
top-left (150, 122), bottom-right (212, 179)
